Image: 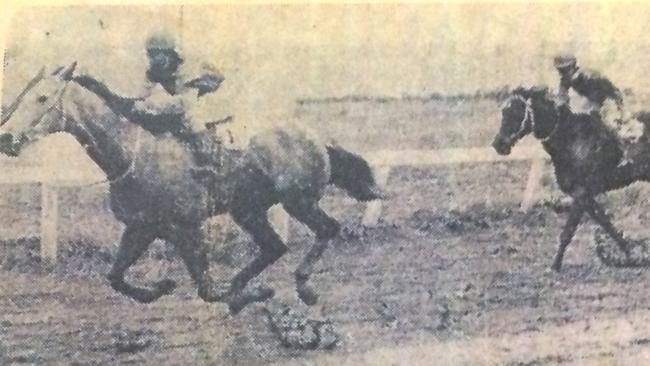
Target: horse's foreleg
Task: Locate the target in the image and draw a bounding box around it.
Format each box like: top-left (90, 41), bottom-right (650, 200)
top-left (283, 201), bottom-right (340, 306)
top-left (227, 211), bottom-right (288, 314)
top-left (552, 202), bottom-right (584, 271)
top-left (107, 224), bottom-right (176, 303)
top-left (585, 197), bottom-right (631, 257)
top-left (164, 224), bottom-right (225, 303)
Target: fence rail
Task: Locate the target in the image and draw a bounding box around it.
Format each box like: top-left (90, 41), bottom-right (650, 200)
top-left (0, 144), bottom-right (549, 260)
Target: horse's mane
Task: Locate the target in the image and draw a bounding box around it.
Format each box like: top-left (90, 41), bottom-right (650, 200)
top-left (510, 85), bottom-right (552, 100)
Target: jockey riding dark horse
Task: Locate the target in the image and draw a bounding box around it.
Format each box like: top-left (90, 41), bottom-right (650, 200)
top-left (553, 54), bottom-right (646, 167)
top-left (74, 33), bottom-right (226, 168)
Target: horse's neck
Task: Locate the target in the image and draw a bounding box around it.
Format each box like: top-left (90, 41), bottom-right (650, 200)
top-left (62, 83), bottom-right (139, 179)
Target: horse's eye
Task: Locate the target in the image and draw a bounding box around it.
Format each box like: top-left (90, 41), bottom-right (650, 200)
top-left (37, 95), bottom-right (48, 104)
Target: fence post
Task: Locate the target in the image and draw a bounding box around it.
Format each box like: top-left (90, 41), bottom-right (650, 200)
top-left (520, 157), bottom-right (545, 212)
top-left (40, 183), bottom-right (59, 260)
top-left (362, 165), bottom-right (391, 227)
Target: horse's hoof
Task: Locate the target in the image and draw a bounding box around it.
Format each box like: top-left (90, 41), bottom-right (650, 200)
top-left (297, 284), bottom-right (319, 306)
top-left (227, 286), bottom-right (275, 315)
top-left (155, 279), bottom-right (177, 296)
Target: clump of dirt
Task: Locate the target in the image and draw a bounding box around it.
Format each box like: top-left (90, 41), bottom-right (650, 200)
top-left (265, 306), bottom-right (339, 350)
top-left (112, 327), bottom-right (160, 354)
top-left (595, 228), bottom-right (650, 267)
top-left (409, 208), bottom-right (490, 233)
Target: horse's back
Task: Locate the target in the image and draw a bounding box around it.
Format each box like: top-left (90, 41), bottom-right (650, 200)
top-left (246, 127), bottom-right (330, 198)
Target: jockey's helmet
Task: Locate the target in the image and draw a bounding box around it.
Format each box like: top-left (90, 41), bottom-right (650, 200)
top-left (553, 54), bottom-right (577, 70)
top-left (145, 33), bottom-right (183, 61)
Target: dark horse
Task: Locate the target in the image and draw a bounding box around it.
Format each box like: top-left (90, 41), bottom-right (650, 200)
top-left (492, 86), bottom-right (650, 271)
top-left (0, 63), bottom-right (383, 313)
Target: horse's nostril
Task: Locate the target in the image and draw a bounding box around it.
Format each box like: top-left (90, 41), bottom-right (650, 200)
top-left (0, 133), bottom-right (18, 156)
top-left (492, 137), bottom-right (511, 155)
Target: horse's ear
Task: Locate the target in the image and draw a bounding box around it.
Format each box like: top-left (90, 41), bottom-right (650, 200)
top-left (56, 61), bottom-right (77, 81)
top-left (51, 66), bottom-right (65, 76)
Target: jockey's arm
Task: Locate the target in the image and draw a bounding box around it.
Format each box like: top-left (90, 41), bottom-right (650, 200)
top-left (74, 75), bottom-right (138, 114)
top-left (74, 74), bottom-right (186, 135)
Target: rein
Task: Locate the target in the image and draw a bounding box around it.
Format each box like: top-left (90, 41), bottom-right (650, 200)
top-left (29, 82), bottom-right (143, 186)
top-left (1, 68), bottom-right (46, 126)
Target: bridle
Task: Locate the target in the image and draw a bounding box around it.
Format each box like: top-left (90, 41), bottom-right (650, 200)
top-left (19, 80), bottom-right (142, 185)
top-left (509, 94), bottom-right (559, 143)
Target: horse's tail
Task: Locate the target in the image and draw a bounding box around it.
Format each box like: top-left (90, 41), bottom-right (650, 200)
top-left (326, 145), bottom-right (385, 201)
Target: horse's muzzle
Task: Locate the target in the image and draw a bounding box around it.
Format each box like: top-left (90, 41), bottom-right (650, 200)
top-left (492, 135), bottom-right (512, 156)
top-left (0, 133), bottom-right (20, 157)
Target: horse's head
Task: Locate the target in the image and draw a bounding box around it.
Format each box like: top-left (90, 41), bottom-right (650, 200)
top-left (492, 86), bottom-right (556, 155)
top-left (0, 62), bottom-right (77, 156)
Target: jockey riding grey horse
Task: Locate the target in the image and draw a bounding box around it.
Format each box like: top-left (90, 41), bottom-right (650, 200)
top-left (74, 32), bottom-right (226, 167)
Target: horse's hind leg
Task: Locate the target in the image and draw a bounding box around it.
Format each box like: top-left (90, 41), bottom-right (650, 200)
top-left (227, 211), bottom-right (288, 313)
top-left (107, 224), bottom-right (177, 303)
top-left (283, 200), bottom-right (340, 306)
top-left (552, 202), bottom-right (584, 271)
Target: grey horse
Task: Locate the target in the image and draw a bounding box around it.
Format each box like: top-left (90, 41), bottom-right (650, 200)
top-left (0, 63), bottom-right (383, 313)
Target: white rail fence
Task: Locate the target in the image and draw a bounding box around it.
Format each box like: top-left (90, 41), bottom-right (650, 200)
top-left (0, 144), bottom-right (549, 261)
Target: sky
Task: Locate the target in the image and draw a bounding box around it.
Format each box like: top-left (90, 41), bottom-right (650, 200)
top-left (5, 2), bottom-right (650, 123)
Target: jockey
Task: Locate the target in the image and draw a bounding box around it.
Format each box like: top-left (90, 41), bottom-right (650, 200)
top-left (137, 33), bottom-right (227, 165)
top-left (553, 54), bottom-right (644, 165)
top-left (74, 32), bottom-right (227, 167)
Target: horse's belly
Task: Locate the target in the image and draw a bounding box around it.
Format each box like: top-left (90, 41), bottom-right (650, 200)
top-left (111, 139), bottom-right (210, 224)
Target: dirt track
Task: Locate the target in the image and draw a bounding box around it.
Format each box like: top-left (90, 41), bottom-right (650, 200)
top-left (3, 161), bottom-right (650, 365)
top-left (3, 99), bottom-right (650, 364)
